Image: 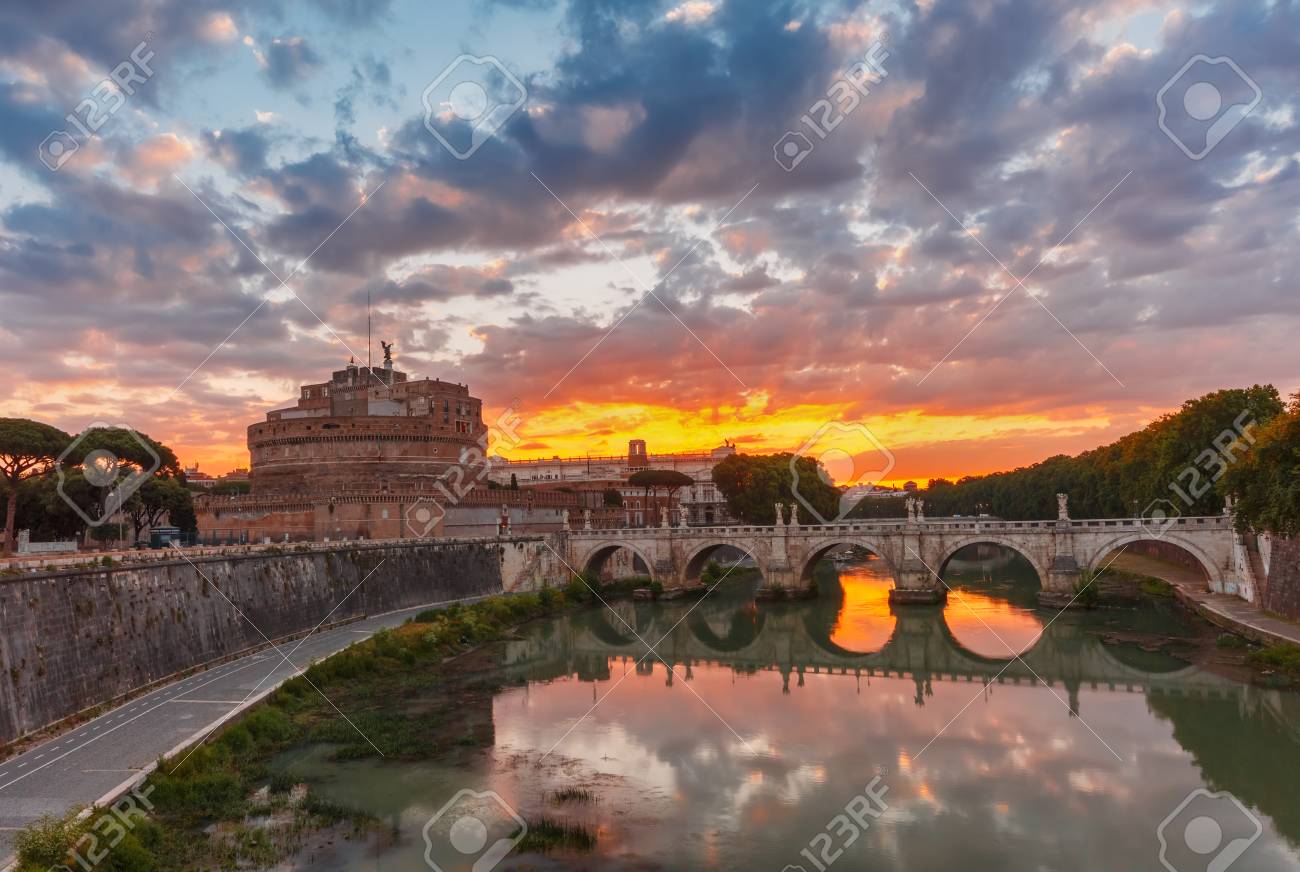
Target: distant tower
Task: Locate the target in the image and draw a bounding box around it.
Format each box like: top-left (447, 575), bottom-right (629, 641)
top-left (628, 439), bottom-right (648, 468)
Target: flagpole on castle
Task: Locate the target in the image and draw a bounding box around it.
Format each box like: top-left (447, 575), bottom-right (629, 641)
top-left (367, 290), bottom-right (372, 372)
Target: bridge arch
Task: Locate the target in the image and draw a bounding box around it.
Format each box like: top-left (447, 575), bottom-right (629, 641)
top-left (682, 540), bottom-right (760, 584)
top-left (688, 607), bottom-right (766, 653)
top-left (935, 536), bottom-right (1048, 588)
top-left (1084, 533), bottom-right (1216, 582)
top-left (576, 540), bottom-right (657, 583)
top-left (796, 538), bottom-right (898, 585)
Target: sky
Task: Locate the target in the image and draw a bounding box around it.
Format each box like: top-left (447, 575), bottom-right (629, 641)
top-left (0, 0), bottom-right (1297, 484)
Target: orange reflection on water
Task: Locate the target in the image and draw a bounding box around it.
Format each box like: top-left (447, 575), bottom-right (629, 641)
top-left (828, 560), bottom-right (896, 652)
top-left (944, 589), bottom-right (1044, 658)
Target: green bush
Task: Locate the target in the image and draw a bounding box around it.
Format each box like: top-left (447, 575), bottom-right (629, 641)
top-left (14, 812), bottom-right (87, 869)
top-left (1248, 643), bottom-right (1300, 675)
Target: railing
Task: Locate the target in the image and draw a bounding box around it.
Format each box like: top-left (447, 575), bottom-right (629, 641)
top-left (566, 515), bottom-right (1232, 536)
top-left (0, 533), bottom-right (548, 576)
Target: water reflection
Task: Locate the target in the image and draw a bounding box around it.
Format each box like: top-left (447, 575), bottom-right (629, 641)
top-left (941, 545), bottom-right (1045, 659)
top-left (285, 552), bottom-right (1300, 871)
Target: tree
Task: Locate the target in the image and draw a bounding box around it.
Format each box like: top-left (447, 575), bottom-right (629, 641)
top-left (509, 473), bottom-right (519, 490)
top-left (0, 419), bottom-right (71, 554)
top-left (628, 469), bottom-right (694, 521)
top-left (59, 426), bottom-right (180, 478)
top-left (602, 487), bottom-right (624, 507)
top-left (913, 386), bottom-right (1285, 521)
top-left (1221, 393), bottom-right (1300, 535)
top-left (125, 477), bottom-right (197, 541)
top-left (711, 453), bottom-right (839, 524)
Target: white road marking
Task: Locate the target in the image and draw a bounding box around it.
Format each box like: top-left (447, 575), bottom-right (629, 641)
top-left (0, 657), bottom-right (271, 793)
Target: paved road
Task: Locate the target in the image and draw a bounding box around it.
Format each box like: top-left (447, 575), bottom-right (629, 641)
top-left (0, 597), bottom-right (483, 867)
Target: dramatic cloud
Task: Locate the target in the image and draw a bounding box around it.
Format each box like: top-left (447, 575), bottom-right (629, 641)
top-left (0, 0), bottom-right (1297, 478)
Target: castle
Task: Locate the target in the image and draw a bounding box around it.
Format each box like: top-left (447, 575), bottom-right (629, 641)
top-left (195, 347), bottom-right (738, 543)
top-left (194, 352), bottom-right (581, 542)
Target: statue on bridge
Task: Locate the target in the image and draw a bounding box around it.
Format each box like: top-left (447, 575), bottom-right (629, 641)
top-left (561, 509), bottom-right (570, 532)
top-left (775, 503), bottom-right (787, 527)
top-left (1057, 493), bottom-right (1069, 521)
top-left (583, 509), bottom-right (592, 531)
top-left (661, 506), bottom-right (670, 528)
top-left (678, 504), bottom-right (689, 527)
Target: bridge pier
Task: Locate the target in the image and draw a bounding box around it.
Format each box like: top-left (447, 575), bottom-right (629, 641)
top-left (888, 566), bottom-right (947, 605)
top-left (1039, 555), bottom-right (1086, 608)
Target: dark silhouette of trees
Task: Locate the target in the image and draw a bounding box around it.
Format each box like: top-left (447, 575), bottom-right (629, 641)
top-left (1222, 392), bottom-right (1300, 535)
top-left (918, 386), bottom-right (1284, 520)
top-left (711, 453), bottom-right (839, 524)
top-left (0, 419), bottom-right (71, 553)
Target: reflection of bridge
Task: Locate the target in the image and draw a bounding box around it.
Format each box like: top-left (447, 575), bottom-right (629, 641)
top-left (503, 595), bottom-right (1277, 720)
top-left (561, 511), bottom-right (1254, 604)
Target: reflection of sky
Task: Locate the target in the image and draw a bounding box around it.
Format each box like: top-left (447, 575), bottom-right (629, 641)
top-left (481, 604), bottom-right (1300, 869)
top-left (943, 588), bottom-right (1044, 659)
top-left (829, 559), bottom-right (1044, 658)
top-left (487, 665), bottom-right (1300, 870)
top-left (291, 560), bottom-right (1300, 870)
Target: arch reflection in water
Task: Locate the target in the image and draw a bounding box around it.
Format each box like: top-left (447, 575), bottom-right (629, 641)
top-left (938, 543), bottom-right (1045, 659)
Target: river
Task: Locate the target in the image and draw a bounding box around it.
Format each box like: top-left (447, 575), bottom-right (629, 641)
top-left (274, 550), bottom-right (1300, 871)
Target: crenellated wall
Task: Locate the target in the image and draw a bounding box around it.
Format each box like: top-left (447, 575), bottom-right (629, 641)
top-left (0, 537), bottom-right (563, 745)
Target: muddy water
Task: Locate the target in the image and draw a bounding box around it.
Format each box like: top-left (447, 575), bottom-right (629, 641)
top-left (276, 552), bottom-right (1300, 871)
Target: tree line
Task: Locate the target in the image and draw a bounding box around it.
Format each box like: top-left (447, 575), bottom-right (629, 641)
top-left (0, 418), bottom-right (198, 554)
top-left (712, 386), bottom-right (1298, 535)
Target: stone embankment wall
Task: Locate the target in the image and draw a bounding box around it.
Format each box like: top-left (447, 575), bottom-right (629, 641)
top-left (1260, 536), bottom-right (1300, 621)
top-left (0, 537), bottom-right (561, 744)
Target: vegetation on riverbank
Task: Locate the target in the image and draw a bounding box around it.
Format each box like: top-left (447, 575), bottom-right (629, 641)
top-left (14, 585), bottom-right (602, 872)
top-left (1248, 643), bottom-right (1300, 677)
top-left (518, 817), bottom-right (598, 853)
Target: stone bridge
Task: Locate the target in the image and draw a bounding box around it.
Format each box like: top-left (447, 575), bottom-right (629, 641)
top-left (558, 507), bottom-right (1253, 605)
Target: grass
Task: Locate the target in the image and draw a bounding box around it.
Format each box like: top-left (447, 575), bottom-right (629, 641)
top-left (1248, 643), bottom-right (1300, 676)
top-left (517, 817), bottom-right (597, 853)
top-left (1072, 571), bottom-right (1100, 608)
top-left (700, 560), bottom-right (762, 587)
top-left (550, 786), bottom-right (595, 805)
top-left (14, 808), bottom-right (165, 872)
top-left (1139, 578), bottom-right (1176, 598)
top-left (13, 587), bottom-right (584, 872)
